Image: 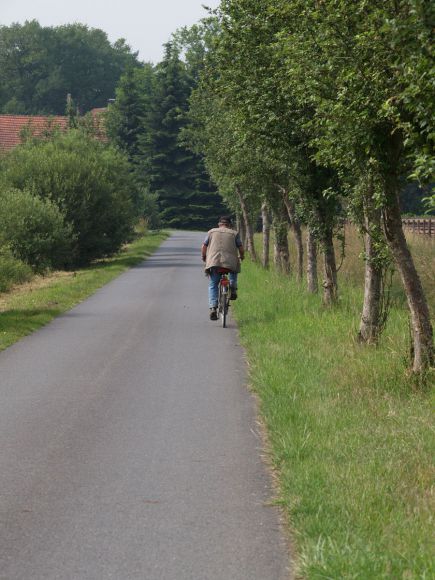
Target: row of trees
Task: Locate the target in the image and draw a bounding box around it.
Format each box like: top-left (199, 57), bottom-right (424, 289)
top-left (183, 1), bottom-right (433, 374)
top-left (0, 20), bottom-right (140, 115)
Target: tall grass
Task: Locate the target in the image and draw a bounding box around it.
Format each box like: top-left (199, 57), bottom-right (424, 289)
top-left (0, 250), bottom-right (33, 293)
top-left (284, 225), bottom-right (434, 306)
top-left (233, 229), bottom-right (434, 578)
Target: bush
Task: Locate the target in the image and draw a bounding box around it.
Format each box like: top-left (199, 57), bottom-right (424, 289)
top-left (0, 248), bottom-right (32, 293)
top-left (0, 130), bottom-right (135, 266)
top-left (0, 187), bottom-right (75, 272)
top-left (141, 190), bottom-right (162, 230)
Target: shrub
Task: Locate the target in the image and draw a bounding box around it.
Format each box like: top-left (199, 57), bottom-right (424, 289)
top-left (141, 190), bottom-right (162, 230)
top-left (0, 130), bottom-right (135, 266)
top-left (0, 248), bottom-right (32, 293)
top-left (0, 187), bottom-right (75, 272)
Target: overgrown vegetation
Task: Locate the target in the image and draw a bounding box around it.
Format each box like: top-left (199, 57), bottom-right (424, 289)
top-left (0, 187), bottom-right (75, 271)
top-left (0, 248), bottom-right (32, 293)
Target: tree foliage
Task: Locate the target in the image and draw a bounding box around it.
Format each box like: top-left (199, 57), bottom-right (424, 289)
top-left (107, 40), bottom-right (225, 230)
top-left (0, 130), bottom-right (135, 266)
top-left (0, 187), bottom-right (75, 272)
top-left (0, 20), bottom-right (140, 115)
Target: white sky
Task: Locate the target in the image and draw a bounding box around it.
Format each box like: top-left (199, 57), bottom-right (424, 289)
top-left (0, 0), bottom-right (220, 63)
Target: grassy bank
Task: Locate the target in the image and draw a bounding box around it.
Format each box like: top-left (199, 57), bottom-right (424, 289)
top-left (0, 231), bottom-right (168, 352)
top-left (232, 233), bottom-right (434, 579)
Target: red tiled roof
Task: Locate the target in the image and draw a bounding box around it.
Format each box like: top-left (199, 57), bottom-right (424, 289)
top-left (0, 115), bottom-right (68, 152)
top-left (88, 108), bottom-right (108, 142)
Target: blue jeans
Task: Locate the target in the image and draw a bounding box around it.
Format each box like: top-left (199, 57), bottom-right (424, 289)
top-left (208, 269), bottom-right (238, 308)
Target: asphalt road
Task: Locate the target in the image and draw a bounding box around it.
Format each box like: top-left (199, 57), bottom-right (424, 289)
top-left (0, 231), bottom-right (290, 580)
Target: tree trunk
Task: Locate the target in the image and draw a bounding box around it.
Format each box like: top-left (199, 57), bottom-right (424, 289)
top-left (382, 183), bottom-right (434, 373)
top-left (236, 187), bottom-right (257, 262)
top-left (282, 193), bottom-right (303, 281)
top-left (321, 227), bottom-right (338, 305)
top-left (261, 201), bottom-right (270, 269)
top-left (358, 200), bottom-right (383, 344)
top-left (237, 214), bottom-right (247, 248)
top-left (306, 227), bottom-right (318, 293)
top-left (272, 204), bottom-right (290, 275)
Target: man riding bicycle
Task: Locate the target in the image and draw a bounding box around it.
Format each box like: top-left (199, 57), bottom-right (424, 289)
top-left (202, 216), bottom-right (245, 320)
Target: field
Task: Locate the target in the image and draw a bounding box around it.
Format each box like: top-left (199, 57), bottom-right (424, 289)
top-left (232, 227), bottom-right (434, 579)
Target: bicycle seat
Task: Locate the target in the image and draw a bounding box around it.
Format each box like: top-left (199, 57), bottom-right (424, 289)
top-left (216, 267), bottom-right (232, 273)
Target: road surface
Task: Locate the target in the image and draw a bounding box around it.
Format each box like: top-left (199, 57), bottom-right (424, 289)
top-left (0, 231), bottom-right (290, 579)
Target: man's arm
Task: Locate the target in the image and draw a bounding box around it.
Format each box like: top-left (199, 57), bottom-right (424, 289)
top-left (201, 243), bottom-right (207, 262)
top-left (202, 233), bottom-right (210, 262)
top-left (235, 232), bottom-right (245, 260)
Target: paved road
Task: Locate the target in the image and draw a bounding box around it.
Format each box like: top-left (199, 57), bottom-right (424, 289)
top-left (0, 232), bottom-right (290, 580)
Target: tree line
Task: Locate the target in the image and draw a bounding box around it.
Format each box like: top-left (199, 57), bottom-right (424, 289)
top-left (179, 0), bottom-right (433, 375)
top-left (0, 20), bottom-right (140, 115)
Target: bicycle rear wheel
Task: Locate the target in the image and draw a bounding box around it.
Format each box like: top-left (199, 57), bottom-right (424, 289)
top-left (221, 288), bottom-right (228, 328)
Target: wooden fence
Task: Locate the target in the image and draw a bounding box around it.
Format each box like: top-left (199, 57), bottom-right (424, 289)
top-left (402, 218), bottom-right (433, 236)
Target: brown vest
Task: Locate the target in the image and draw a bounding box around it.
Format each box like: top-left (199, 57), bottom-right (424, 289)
top-left (205, 227), bottom-right (241, 273)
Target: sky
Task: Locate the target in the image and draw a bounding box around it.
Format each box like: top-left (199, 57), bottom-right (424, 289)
top-left (1, 0), bottom-right (220, 63)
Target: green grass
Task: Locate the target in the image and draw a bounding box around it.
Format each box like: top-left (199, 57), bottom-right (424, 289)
top-left (0, 232), bottom-right (168, 351)
top-left (232, 258), bottom-right (434, 579)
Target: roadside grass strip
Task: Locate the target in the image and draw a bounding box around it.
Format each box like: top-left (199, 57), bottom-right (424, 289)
top-left (232, 261), bottom-right (434, 579)
top-left (0, 232), bottom-right (168, 352)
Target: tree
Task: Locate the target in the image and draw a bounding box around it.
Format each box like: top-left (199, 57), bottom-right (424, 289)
top-left (138, 42), bottom-right (225, 229)
top-left (189, 1), bottom-right (342, 290)
top-left (0, 21), bottom-right (140, 115)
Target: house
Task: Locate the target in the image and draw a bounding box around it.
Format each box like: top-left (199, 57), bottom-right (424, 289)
top-left (0, 109), bottom-right (108, 153)
top-left (0, 115), bottom-right (68, 153)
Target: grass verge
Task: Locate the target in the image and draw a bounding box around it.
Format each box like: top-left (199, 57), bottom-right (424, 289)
top-left (0, 231), bottom-right (168, 352)
top-left (232, 260), bottom-right (434, 579)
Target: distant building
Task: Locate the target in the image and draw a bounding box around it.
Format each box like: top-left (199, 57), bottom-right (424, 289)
top-left (0, 109), bottom-right (107, 153)
top-left (0, 115), bottom-right (68, 153)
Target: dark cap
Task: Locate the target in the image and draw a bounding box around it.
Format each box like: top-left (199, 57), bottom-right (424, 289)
top-left (218, 215), bottom-right (233, 226)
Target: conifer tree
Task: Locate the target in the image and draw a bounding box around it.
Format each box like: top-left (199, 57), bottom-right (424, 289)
top-left (140, 42), bottom-right (224, 229)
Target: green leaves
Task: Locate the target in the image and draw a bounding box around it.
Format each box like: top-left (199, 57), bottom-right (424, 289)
top-left (0, 131), bottom-right (135, 266)
top-left (0, 187), bottom-right (75, 272)
top-left (0, 21), bottom-right (141, 115)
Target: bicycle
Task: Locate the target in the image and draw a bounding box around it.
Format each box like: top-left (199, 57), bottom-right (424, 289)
top-left (217, 268), bottom-right (231, 328)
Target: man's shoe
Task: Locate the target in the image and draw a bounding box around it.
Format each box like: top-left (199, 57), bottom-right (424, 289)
top-left (209, 307), bottom-right (218, 320)
top-left (230, 287), bottom-right (238, 300)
